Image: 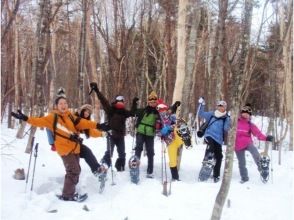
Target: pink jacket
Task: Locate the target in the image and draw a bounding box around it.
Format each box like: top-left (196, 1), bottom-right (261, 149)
top-left (235, 116), bottom-right (267, 151)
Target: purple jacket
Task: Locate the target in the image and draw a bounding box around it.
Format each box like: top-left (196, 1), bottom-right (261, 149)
top-left (235, 116), bottom-right (267, 151)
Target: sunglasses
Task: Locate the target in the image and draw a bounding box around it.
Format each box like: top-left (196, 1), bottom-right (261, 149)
top-left (148, 98), bottom-right (157, 101)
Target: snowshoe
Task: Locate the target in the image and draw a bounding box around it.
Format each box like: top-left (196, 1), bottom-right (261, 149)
top-left (94, 164), bottom-right (108, 193)
top-left (198, 153), bottom-right (216, 182)
top-left (98, 172), bottom-right (107, 193)
top-left (129, 155), bottom-right (140, 184)
top-left (56, 193), bottom-right (88, 202)
top-left (146, 173), bottom-right (154, 178)
top-left (176, 121), bottom-right (192, 149)
top-left (259, 155), bottom-right (270, 183)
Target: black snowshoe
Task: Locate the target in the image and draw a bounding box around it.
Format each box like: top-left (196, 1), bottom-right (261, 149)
top-left (259, 155), bottom-right (270, 183)
top-left (129, 155), bottom-right (140, 184)
top-left (57, 193), bottom-right (88, 202)
top-left (176, 119), bottom-right (192, 149)
top-left (198, 152), bottom-right (216, 182)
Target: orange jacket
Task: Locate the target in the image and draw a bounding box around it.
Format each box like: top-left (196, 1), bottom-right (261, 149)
top-left (27, 110), bottom-right (98, 156)
top-left (88, 129), bottom-right (103, 138)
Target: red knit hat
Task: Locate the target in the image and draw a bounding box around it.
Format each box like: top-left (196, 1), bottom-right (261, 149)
top-left (156, 99), bottom-right (168, 112)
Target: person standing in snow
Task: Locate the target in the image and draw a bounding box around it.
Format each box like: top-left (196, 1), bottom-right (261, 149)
top-left (235, 104), bottom-right (274, 183)
top-left (46, 89), bottom-right (109, 177)
top-left (89, 82), bottom-right (137, 172)
top-left (11, 95), bottom-right (108, 201)
top-left (157, 100), bottom-right (184, 181)
top-left (197, 97), bottom-right (231, 183)
top-left (132, 91), bottom-right (161, 178)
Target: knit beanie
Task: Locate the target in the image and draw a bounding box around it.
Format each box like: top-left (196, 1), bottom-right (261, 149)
top-left (148, 91), bottom-right (158, 100)
top-left (54, 87), bottom-right (66, 105)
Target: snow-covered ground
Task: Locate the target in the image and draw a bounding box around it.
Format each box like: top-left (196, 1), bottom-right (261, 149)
top-left (1, 117), bottom-right (293, 220)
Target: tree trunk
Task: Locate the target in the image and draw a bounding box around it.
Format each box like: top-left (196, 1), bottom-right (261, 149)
top-left (172, 0), bottom-right (188, 105)
top-left (211, 1), bottom-right (253, 219)
top-left (78, 0), bottom-right (88, 106)
top-left (25, 0), bottom-right (51, 153)
top-left (181, 1), bottom-right (200, 119)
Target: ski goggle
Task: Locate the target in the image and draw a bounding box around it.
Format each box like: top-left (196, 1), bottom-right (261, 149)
top-left (241, 106), bottom-right (252, 115)
top-left (115, 95), bottom-right (124, 102)
top-left (217, 100), bottom-right (227, 107)
top-left (148, 97), bottom-right (157, 101)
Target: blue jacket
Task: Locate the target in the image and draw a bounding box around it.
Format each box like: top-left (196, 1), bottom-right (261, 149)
top-left (198, 104), bottom-right (230, 145)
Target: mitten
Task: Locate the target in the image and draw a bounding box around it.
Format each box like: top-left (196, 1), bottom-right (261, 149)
top-left (170, 101), bottom-right (181, 113)
top-left (51, 144), bottom-right (56, 151)
top-left (11, 110), bottom-right (28, 121)
top-left (97, 123), bottom-right (111, 131)
top-left (160, 125), bottom-right (172, 136)
top-left (174, 101), bottom-right (181, 107)
top-left (132, 97), bottom-right (139, 105)
top-left (266, 135), bottom-right (274, 142)
top-left (198, 97), bottom-right (205, 105)
top-left (89, 82), bottom-right (99, 95)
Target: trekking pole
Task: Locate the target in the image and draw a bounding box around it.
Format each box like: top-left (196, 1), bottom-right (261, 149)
top-left (162, 140), bottom-right (168, 196)
top-left (194, 103), bottom-right (202, 144)
top-left (270, 139), bottom-right (274, 184)
top-left (30, 143), bottom-right (39, 191)
top-left (25, 137), bottom-right (35, 192)
top-left (107, 132), bottom-right (116, 186)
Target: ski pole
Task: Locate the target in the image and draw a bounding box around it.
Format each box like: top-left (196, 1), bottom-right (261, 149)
top-left (271, 139), bottom-right (274, 184)
top-left (107, 132), bottom-right (116, 186)
top-left (162, 140), bottom-right (169, 196)
top-left (194, 103), bottom-right (202, 144)
top-left (25, 137), bottom-right (35, 192)
top-left (30, 143), bottom-right (39, 191)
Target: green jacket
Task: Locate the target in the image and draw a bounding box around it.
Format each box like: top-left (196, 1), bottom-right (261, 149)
top-left (135, 106), bottom-right (159, 136)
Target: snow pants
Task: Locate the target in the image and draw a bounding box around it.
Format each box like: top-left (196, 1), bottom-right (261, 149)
top-left (102, 135), bottom-right (126, 170)
top-left (80, 144), bottom-right (100, 173)
top-left (135, 133), bottom-right (155, 174)
top-left (167, 131), bottom-right (183, 168)
top-left (235, 144), bottom-right (261, 181)
top-left (61, 153), bottom-right (81, 199)
top-left (204, 136), bottom-right (223, 178)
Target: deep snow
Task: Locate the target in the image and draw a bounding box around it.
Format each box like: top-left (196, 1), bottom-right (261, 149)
top-left (1, 117), bottom-right (293, 220)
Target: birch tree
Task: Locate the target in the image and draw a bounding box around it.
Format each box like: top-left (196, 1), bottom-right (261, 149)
top-left (24, 0), bottom-right (51, 153)
top-left (211, 0), bottom-right (253, 219)
top-left (172, 0), bottom-right (188, 104)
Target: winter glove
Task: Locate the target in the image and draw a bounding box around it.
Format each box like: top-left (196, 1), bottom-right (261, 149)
top-left (198, 97), bottom-right (205, 105)
top-left (50, 144), bottom-right (56, 151)
top-left (266, 135), bottom-right (274, 142)
top-left (174, 101), bottom-right (181, 107)
top-left (69, 133), bottom-right (83, 143)
top-left (89, 82), bottom-right (99, 95)
top-left (132, 97), bottom-right (139, 105)
top-left (11, 110), bottom-right (28, 121)
top-left (170, 101), bottom-right (181, 114)
top-left (160, 125), bottom-right (172, 136)
top-left (97, 122), bottom-right (111, 131)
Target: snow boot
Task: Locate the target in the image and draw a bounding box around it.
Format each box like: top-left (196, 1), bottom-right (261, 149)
top-left (170, 167), bottom-right (179, 181)
top-left (115, 158), bottom-right (125, 172)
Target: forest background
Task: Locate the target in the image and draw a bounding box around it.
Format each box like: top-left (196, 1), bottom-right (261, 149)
top-left (1, 0), bottom-right (293, 219)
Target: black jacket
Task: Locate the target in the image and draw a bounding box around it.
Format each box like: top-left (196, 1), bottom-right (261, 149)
top-left (96, 91), bottom-right (135, 137)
